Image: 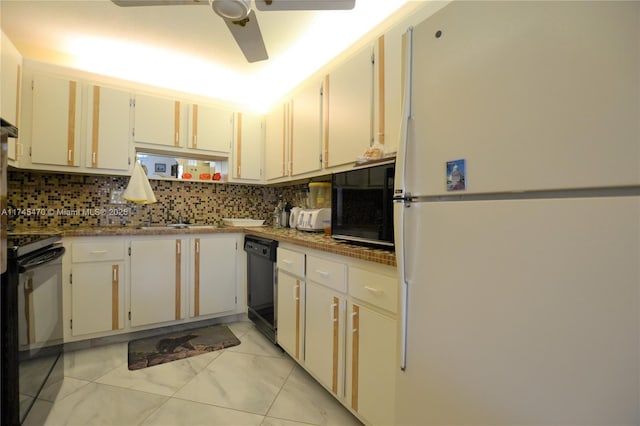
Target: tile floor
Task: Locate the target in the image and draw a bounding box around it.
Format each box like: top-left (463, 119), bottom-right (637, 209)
top-left (23, 321), bottom-right (363, 426)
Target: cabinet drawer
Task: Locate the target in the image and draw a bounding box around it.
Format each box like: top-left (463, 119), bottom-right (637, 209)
top-left (277, 247), bottom-right (305, 277)
top-left (349, 266), bottom-right (397, 314)
top-left (72, 241), bottom-right (126, 263)
top-left (307, 255), bottom-right (346, 293)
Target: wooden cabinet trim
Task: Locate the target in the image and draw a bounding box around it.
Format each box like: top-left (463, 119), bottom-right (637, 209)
top-left (282, 99), bottom-right (293, 176)
top-left (323, 75), bottom-right (330, 168)
top-left (91, 86), bottom-right (100, 168)
top-left (236, 112), bottom-right (243, 177)
top-left (192, 104), bottom-right (199, 149)
top-left (351, 304), bottom-right (360, 410)
top-left (174, 100), bottom-right (181, 146)
top-left (332, 296), bottom-right (339, 394)
top-left (112, 264), bottom-right (119, 330)
top-left (377, 35), bottom-right (385, 145)
top-left (175, 240), bottom-right (181, 320)
top-left (295, 279), bottom-right (301, 359)
top-left (194, 238), bottom-right (200, 316)
top-left (67, 81), bottom-right (77, 166)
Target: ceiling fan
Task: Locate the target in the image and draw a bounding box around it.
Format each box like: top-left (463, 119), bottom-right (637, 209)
top-left (111, 0), bottom-right (356, 63)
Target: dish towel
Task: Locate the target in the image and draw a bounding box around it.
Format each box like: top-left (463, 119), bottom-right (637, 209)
top-left (123, 161), bottom-right (157, 205)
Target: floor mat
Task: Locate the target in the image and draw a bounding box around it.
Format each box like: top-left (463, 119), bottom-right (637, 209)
top-left (128, 324), bottom-right (240, 370)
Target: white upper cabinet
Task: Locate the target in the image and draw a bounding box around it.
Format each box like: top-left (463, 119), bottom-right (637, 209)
top-left (378, 30), bottom-right (403, 156)
top-left (1, 31), bottom-right (22, 163)
top-left (86, 85), bottom-right (132, 171)
top-left (188, 103), bottom-right (233, 154)
top-left (325, 45), bottom-right (374, 168)
top-left (291, 79), bottom-right (323, 176)
top-left (30, 74), bottom-right (82, 167)
top-left (232, 112), bottom-right (263, 181)
top-left (133, 93), bottom-right (184, 148)
top-left (264, 102), bottom-right (288, 181)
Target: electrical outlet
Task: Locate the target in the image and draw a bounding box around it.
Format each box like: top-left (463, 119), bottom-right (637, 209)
top-left (110, 189), bottom-right (125, 204)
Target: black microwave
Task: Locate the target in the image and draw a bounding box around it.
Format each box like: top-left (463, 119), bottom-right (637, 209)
top-left (331, 162), bottom-right (395, 249)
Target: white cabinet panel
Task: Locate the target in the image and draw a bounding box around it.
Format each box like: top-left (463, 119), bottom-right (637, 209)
top-left (133, 93), bottom-right (181, 147)
top-left (191, 236), bottom-right (237, 317)
top-left (71, 262), bottom-right (125, 336)
top-left (232, 113), bottom-right (263, 181)
top-left (189, 104), bottom-right (233, 153)
top-left (265, 102), bottom-right (288, 180)
top-left (350, 303), bottom-right (396, 426)
top-left (30, 74), bottom-right (81, 167)
top-left (326, 46), bottom-right (373, 168)
top-left (291, 80), bottom-right (322, 175)
top-left (305, 281), bottom-right (345, 396)
top-left (130, 238), bottom-right (184, 327)
top-left (276, 271), bottom-right (303, 360)
top-left (86, 85), bottom-right (131, 171)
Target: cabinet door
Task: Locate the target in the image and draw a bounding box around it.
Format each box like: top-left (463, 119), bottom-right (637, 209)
top-left (30, 74), bottom-right (81, 167)
top-left (305, 281), bottom-right (344, 396)
top-left (290, 81), bottom-right (322, 176)
top-left (130, 239), bottom-right (184, 327)
top-left (264, 102), bottom-right (288, 180)
top-left (192, 236), bottom-right (237, 317)
top-left (326, 46), bottom-right (373, 168)
top-left (350, 303), bottom-right (396, 425)
top-left (1, 33), bottom-right (21, 162)
top-left (232, 113), bottom-right (263, 181)
top-left (134, 93), bottom-right (182, 147)
top-left (276, 271), bottom-right (303, 360)
top-left (87, 85), bottom-right (131, 171)
top-left (71, 262), bottom-right (125, 336)
top-left (189, 104), bottom-right (233, 153)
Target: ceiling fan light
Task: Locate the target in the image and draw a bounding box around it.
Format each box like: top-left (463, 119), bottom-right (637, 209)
top-left (211, 0), bottom-right (251, 20)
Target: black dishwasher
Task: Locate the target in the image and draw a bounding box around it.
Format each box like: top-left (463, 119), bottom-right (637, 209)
top-left (244, 235), bottom-right (278, 343)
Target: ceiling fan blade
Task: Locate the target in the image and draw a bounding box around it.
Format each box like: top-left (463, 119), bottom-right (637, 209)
top-left (223, 9), bottom-right (268, 63)
top-left (254, 0), bottom-right (355, 11)
top-left (112, 0), bottom-right (207, 6)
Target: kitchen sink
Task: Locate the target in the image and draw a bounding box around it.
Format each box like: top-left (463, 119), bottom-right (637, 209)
top-left (135, 224), bottom-right (217, 230)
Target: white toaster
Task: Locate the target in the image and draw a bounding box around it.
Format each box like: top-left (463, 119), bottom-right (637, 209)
top-left (296, 208), bottom-right (331, 232)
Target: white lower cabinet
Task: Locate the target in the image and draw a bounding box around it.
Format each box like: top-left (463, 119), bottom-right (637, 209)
top-left (348, 302), bottom-right (396, 426)
top-left (130, 238), bottom-right (187, 327)
top-left (69, 240), bottom-right (126, 337)
top-left (277, 245), bottom-right (398, 425)
top-left (276, 247), bottom-right (306, 360)
top-left (304, 281), bottom-right (346, 396)
top-left (277, 271), bottom-right (304, 360)
top-left (346, 264), bottom-right (398, 426)
top-left (63, 233), bottom-right (244, 342)
top-left (189, 236), bottom-right (237, 318)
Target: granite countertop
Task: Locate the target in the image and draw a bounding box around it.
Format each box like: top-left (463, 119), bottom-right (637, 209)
top-left (9, 225), bottom-right (396, 266)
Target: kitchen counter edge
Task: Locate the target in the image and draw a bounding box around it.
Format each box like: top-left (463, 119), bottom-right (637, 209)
top-left (10, 226), bottom-right (396, 267)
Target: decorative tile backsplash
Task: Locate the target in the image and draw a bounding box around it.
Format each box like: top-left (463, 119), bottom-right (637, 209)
top-left (8, 170), bottom-right (308, 229)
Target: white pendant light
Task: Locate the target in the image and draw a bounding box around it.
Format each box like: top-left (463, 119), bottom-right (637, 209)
top-left (123, 161), bottom-right (157, 205)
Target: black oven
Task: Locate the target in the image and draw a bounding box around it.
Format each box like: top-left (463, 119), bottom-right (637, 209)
top-left (2, 234), bottom-right (65, 425)
top-left (331, 161), bottom-right (395, 248)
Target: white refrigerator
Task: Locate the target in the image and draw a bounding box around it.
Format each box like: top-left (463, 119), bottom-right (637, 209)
top-left (393, 2), bottom-right (640, 425)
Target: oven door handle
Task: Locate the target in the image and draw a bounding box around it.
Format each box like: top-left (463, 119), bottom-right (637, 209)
top-left (18, 246), bottom-right (66, 273)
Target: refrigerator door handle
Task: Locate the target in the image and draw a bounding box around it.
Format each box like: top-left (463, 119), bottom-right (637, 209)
top-left (394, 200), bottom-right (410, 371)
top-left (394, 26), bottom-right (414, 200)
top-left (393, 26), bottom-right (414, 371)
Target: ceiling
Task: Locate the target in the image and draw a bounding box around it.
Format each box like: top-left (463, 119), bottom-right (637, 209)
top-left (1, 0), bottom-right (417, 111)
